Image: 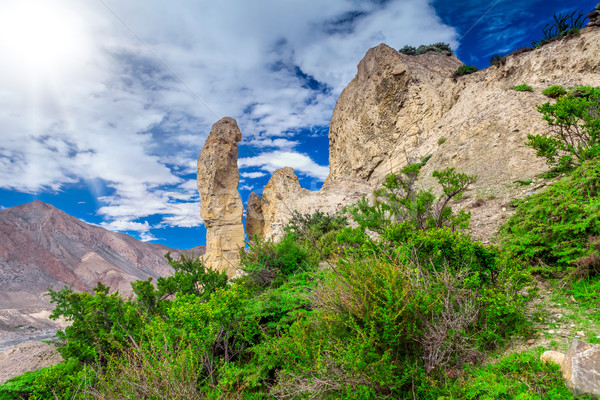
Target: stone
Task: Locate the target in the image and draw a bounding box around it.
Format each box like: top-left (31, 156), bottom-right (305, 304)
top-left (541, 350), bottom-right (565, 365)
top-left (197, 117), bottom-right (245, 276)
top-left (577, 331), bottom-right (585, 337)
top-left (561, 340), bottom-right (600, 395)
top-left (245, 192), bottom-right (264, 241)
top-left (526, 338), bottom-right (535, 345)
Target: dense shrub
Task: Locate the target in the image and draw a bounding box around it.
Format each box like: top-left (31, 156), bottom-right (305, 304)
top-left (239, 233), bottom-right (314, 287)
top-left (514, 83), bottom-right (534, 92)
top-left (527, 87), bottom-right (600, 171)
top-left (542, 84), bottom-right (567, 98)
top-left (501, 158), bottom-right (600, 273)
top-left (399, 42), bottom-right (453, 56)
top-left (454, 65), bottom-right (478, 77)
top-left (346, 163), bottom-right (475, 239)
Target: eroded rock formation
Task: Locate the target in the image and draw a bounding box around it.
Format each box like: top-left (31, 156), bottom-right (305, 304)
top-left (250, 27), bottom-right (600, 241)
top-left (197, 117), bottom-right (245, 276)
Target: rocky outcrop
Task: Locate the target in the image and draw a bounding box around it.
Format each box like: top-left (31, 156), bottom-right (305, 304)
top-left (197, 117), bottom-right (245, 276)
top-left (249, 168), bottom-right (372, 240)
top-left (541, 340), bottom-right (600, 396)
top-left (585, 4), bottom-right (600, 29)
top-left (252, 27), bottom-right (600, 242)
top-left (326, 44), bottom-right (463, 185)
top-left (245, 192), bottom-right (264, 241)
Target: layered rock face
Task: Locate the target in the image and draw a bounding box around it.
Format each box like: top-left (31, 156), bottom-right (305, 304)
top-left (197, 117), bottom-right (245, 276)
top-left (326, 44), bottom-right (463, 185)
top-left (251, 27), bottom-right (600, 240)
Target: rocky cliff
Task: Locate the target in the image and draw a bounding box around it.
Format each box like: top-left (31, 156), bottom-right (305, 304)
top-left (197, 117), bottom-right (245, 276)
top-left (250, 26), bottom-right (600, 241)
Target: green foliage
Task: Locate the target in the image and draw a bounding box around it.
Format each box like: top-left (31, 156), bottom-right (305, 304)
top-left (416, 349), bottom-right (594, 399)
top-left (48, 253), bottom-right (228, 364)
top-left (285, 209), bottom-right (348, 244)
top-left (542, 84), bottom-right (567, 98)
top-left (239, 233), bottom-right (314, 287)
top-left (453, 64), bottom-right (478, 77)
top-left (514, 83), bottom-right (534, 92)
top-left (346, 164), bottom-right (476, 239)
top-left (0, 359), bottom-right (85, 400)
top-left (500, 158), bottom-right (600, 272)
top-left (526, 87), bottom-right (600, 171)
top-left (399, 42), bottom-right (453, 56)
top-left (437, 136), bottom-right (447, 145)
top-left (532, 10), bottom-right (586, 48)
top-left (398, 44), bottom-right (417, 55)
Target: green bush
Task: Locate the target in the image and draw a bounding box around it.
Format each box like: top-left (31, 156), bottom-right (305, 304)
top-left (346, 164), bottom-right (475, 238)
top-left (532, 10), bottom-right (585, 48)
top-left (514, 83), bottom-right (534, 92)
top-left (239, 233), bottom-right (314, 288)
top-left (542, 84), bottom-right (567, 98)
top-left (400, 42), bottom-right (453, 56)
top-left (398, 45), bottom-right (417, 55)
top-left (453, 65), bottom-right (478, 77)
top-left (500, 158), bottom-right (600, 273)
top-left (527, 87), bottom-right (600, 171)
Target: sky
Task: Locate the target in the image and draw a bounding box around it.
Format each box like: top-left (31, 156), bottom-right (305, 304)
top-left (0, 0), bottom-right (596, 249)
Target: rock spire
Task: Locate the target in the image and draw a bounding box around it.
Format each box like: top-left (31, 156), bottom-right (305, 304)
top-left (197, 117), bottom-right (245, 276)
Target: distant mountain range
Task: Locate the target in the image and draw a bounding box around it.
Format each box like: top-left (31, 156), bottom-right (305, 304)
top-left (0, 200), bottom-right (204, 312)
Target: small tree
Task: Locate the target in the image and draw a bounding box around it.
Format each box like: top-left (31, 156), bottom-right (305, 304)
top-left (526, 87), bottom-right (600, 171)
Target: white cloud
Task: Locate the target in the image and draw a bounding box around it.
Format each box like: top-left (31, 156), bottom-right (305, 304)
top-left (0, 0), bottom-right (457, 233)
top-left (240, 171), bottom-right (267, 179)
top-left (100, 220), bottom-right (151, 233)
top-left (140, 232), bottom-right (161, 242)
top-left (239, 150), bottom-right (329, 180)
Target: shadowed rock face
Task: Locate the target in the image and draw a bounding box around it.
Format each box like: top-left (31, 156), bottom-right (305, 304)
top-left (197, 117), bottom-right (245, 276)
top-left (245, 192), bottom-right (264, 241)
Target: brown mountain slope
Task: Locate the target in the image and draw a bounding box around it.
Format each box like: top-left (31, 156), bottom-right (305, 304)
top-left (0, 200), bottom-right (204, 311)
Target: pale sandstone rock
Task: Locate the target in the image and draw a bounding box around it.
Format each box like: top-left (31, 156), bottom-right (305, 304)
top-left (562, 340), bottom-right (600, 396)
top-left (197, 117), bottom-right (245, 276)
top-left (540, 350), bottom-right (565, 365)
top-left (256, 167), bottom-right (372, 241)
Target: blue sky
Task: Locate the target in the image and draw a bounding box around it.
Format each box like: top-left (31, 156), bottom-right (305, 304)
top-left (0, 0), bottom-right (595, 249)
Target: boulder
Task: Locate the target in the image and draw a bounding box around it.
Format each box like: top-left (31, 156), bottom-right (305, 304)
top-left (561, 340), bottom-right (600, 396)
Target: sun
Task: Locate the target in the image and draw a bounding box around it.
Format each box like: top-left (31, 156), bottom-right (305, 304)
top-left (0, 0), bottom-right (90, 77)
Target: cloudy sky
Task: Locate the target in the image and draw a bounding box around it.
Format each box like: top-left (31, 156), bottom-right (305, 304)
top-left (0, 0), bottom-right (595, 248)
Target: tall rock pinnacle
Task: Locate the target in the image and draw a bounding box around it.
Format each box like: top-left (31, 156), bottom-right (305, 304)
top-left (197, 117), bottom-right (245, 276)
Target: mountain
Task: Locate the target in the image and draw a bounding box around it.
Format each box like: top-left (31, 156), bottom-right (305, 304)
top-left (0, 200), bottom-right (204, 318)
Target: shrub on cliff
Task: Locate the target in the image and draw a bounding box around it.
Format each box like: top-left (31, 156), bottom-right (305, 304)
top-left (399, 42), bottom-right (453, 56)
top-left (501, 158), bottom-right (600, 275)
top-left (532, 10), bottom-right (586, 48)
top-left (526, 87), bottom-right (600, 171)
top-left (454, 64), bottom-right (478, 77)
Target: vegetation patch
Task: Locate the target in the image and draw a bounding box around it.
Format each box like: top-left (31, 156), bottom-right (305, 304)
top-left (532, 10), bottom-right (586, 48)
top-left (514, 83), bottom-right (534, 92)
top-left (542, 84), bottom-right (567, 98)
top-left (399, 42), bottom-right (453, 56)
top-left (453, 65), bottom-right (478, 77)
